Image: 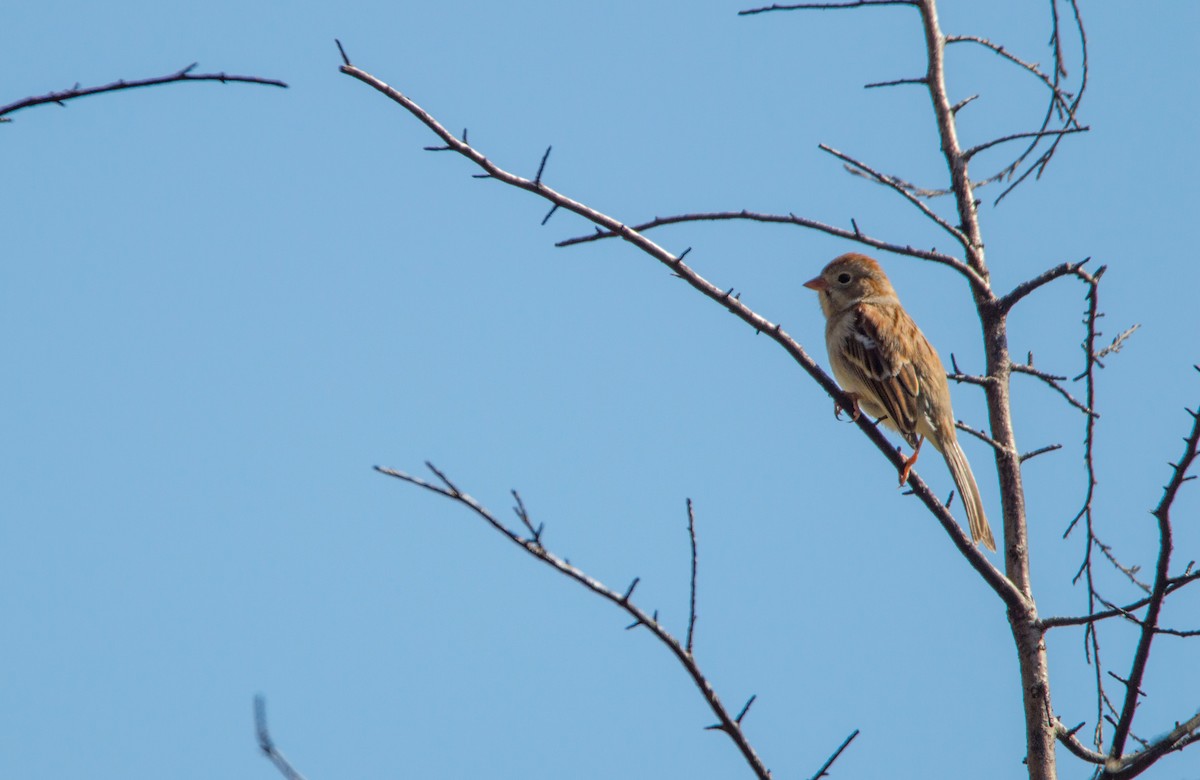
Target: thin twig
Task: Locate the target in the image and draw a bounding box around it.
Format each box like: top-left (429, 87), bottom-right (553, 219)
top-left (808, 728), bottom-right (860, 780)
top-left (1040, 571), bottom-right (1200, 629)
top-left (557, 209), bottom-right (964, 269)
top-left (740, 0), bottom-right (914, 13)
top-left (1054, 718), bottom-right (1107, 765)
top-left (1020, 443), bottom-right (1062, 463)
top-left (1011, 361), bottom-right (1096, 417)
top-left (817, 143), bottom-right (973, 258)
top-left (956, 420), bottom-right (1002, 451)
top-left (998, 257), bottom-right (1092, 312)
top-left (963, 126), bottom-right (1089, 161)
top-left (992, 0), bottom-right (1089, 204)
top-left (945, 35), bottom-right (1073, 112)
top-left (0, 64), bottom-right (287, 122)
top-left (686, 499), bottom-right (699, 656)
top-left (864, 77), bottom-right (926, 89)
top-left (254, 696), bottom-right (309, 780)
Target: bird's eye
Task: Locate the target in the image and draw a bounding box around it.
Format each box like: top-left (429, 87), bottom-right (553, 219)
top-left (836, 272), bottom-right (852, 284)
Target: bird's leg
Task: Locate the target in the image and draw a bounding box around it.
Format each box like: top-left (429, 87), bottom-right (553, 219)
top-left (834, 392), bottom-right (862, 422)
top-left (898, 435), bottom-right (924, 485)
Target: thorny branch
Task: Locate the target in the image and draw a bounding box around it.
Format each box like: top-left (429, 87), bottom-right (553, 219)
top-left (1049, 260), bottom-right (1152, 754)
top-left (337, 45), bottom-right (1027, 613)
top-left (342, 0), bottom-right (1197, 775)
top-left (1107, 387), bottom-right (1200, 768)
top-left (375, 464), bottom-right (845, 780)
top-left (0, 64), bottom-right (287, 122)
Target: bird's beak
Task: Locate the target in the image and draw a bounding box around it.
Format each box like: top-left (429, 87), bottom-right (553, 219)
top-left (803, 276), bottom-right (827, 291)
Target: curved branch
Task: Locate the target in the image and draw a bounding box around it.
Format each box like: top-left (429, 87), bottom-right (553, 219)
top-left (944, 35), bottom-right (1073, 111)
top-left (557, 209), bottom-right (964, 268)
top-left (992, 0), bottom-right (1089, 204)
top-left (376, 464), bottom-right (776, 778)
top-left (1054, 718), bottom-right (1106, 764)
top-left (963, 126), bottom-right (1089, 161)
top-left (254, 696), bottom-right (309, 780)
top-left (0, 64), bottom-right (287, 122)
top-left (997, 258), bottom-right (1094, 312)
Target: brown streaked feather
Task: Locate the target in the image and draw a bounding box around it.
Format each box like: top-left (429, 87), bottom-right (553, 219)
top-left (840, 304), bottom-right (923, 447)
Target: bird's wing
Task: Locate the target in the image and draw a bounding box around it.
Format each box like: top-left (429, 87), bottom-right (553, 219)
top-left (840, 303), bottom-right (922, 442)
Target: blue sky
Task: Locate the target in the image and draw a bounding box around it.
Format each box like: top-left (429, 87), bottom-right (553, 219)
top-left (4, 2), bottom-right (1198, 778)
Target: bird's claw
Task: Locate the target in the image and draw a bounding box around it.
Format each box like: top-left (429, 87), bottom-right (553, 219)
top-left (834, 392), bottom-right (862, 422)
top-left (898, 436), bottom-right (924, 485)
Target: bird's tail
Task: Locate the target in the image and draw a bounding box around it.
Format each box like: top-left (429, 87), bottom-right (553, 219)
top-left (943, 438), bottom-right (996, 552)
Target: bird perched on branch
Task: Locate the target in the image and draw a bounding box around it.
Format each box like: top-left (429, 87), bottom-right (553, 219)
top-left (804, 253), bottom-right (996, 552)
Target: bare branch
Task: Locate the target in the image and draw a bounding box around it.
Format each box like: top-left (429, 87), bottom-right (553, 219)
top-left (1090, 591), bottom-right (1200, 637)
top-left (947, 353), bottom-right (992, 388)
top-left (686, 499), bottom-right (699, 656)
top-left (992, 0), bottom-right (1089, 204)
top-left (0, 65), bottom-right (287, 122)
top-left (1093, 324), bottom-right (1140, 363)
top-left (808, 728), bottom-right (860, 780)
top-left (864, 76), bottom-right (926, 89)
top-left (998, 257), bottom-right (1092, 312)
top-left (1107, 711), bottom-right (1200, 780)
top-left (956, 420), bottom-right (1002, 451)
top-left (534, 145), bottom-right (552, 186)
top-left (375, 464), bottom-right (774, 778)
top-left (945, 35), bottom-right (1073, 111)
top-left (1011, 361), bottom-right (1096, 417)
top-left (1020, 443), bottom-right (1062, 463)
top-left (341, 52), bottom-right (1030, 614)
top-left (963, 126), bottom-right (1089, 161)
top-left (817, 143), bottom-right (974, 257)
top-left (556, 209), bottom-right (963, 268)
top-left (735, 695), bottom-right (757, 725)
top-left (1109, 396), bottom-right (1200, 760)
top-left (1095, 537), bottom-right (1150, 593)
top-left (254, 696), bottom-right (309, 780)
top-left (739, 0), bottom-right (914, 14)
top-left (950, 94), bottom-right (980, 114)
top-left (1054, 718), bottom-right (1107, 765)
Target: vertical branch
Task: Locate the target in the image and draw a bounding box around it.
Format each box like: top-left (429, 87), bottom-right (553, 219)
top-left (915, 2), bottom-right (1054, 778)
top-left (1069, 264), bottom-right (1110, 749)
top-left (1108, 399), bottom-right (1200, 761)
top-left (686, 498), bottom-right (699, 656)
top-left (915, 0), bottom-right (985, 272)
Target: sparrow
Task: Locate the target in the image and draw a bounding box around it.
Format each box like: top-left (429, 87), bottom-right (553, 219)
top-left (804, 253), bottom-right (996, 551)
